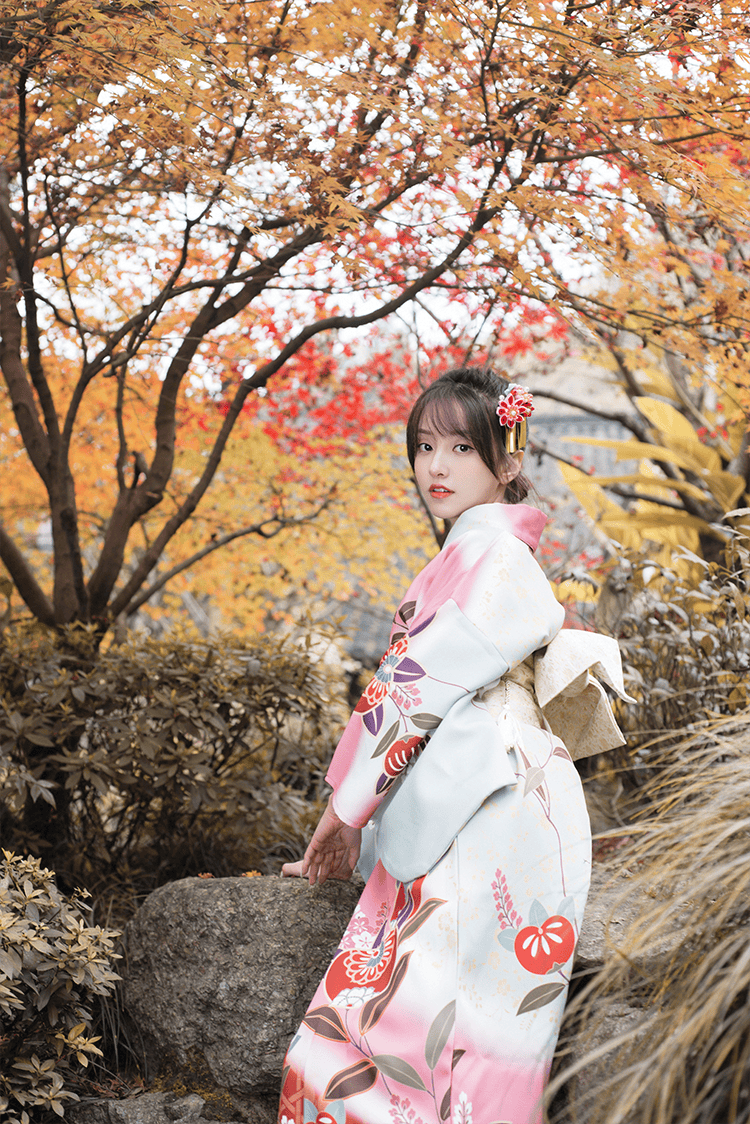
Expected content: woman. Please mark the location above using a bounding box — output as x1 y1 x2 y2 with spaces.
279 367 630 1124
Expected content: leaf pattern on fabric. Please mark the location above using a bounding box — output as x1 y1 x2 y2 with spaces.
425 1001 456 1071
516 981 566 1015
324 1059 378 1101
372 720 401 759
301 1006 349 1042
358 953 412 1035
372 1054 428 1092
399 898 445 941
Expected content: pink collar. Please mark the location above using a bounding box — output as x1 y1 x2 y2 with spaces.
443 502 548 552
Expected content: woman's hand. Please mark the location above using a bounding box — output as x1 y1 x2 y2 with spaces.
281 797 361 886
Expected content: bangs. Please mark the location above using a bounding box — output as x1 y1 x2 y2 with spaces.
417 398 471 440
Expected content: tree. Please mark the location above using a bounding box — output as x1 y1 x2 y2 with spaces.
1 0 749 641
520 127 750 570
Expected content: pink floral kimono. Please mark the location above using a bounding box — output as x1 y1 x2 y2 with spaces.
279 503 629 1124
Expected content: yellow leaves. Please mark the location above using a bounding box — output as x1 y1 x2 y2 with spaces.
634 398 722 474
568 436 703 474
558 464 645 552
559 458 710 580
554 577 598 606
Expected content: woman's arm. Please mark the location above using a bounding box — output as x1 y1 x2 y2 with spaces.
327 534 564 831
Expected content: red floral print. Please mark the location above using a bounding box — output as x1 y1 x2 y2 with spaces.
325 927 398 1000
383 735 424 777
514 915 575 975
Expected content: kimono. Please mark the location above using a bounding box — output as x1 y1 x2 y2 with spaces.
279 503 630 1124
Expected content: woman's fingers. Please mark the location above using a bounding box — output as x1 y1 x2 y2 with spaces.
282 798 361 885
280 860 305 878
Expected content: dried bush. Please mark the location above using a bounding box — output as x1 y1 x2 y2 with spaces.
602 546 750 782
0 625 350 906
550 713 750 1124
0 851 120 1124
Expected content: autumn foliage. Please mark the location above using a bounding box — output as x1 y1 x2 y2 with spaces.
0 1 749 640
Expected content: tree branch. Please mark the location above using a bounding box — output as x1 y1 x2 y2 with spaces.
525 387 649 440
104 170 506 620
120 494 339 618
0 522 55 626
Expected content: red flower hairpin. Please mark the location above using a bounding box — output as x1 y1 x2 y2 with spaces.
496 383 534 428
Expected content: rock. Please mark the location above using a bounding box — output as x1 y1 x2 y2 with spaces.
576 862 687 977
72 1092 246 1124
552 998 650 1124
120 875 362 1120
574 863 641 975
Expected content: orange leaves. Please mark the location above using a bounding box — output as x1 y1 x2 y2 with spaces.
1 0 749 635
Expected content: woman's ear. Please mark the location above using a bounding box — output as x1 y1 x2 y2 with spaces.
499 450 524 484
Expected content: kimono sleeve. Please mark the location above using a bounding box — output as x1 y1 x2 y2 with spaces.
327 531 564 830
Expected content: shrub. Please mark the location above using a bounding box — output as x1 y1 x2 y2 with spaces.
0 624 350 906
601 547 750 784
0 851 120 1124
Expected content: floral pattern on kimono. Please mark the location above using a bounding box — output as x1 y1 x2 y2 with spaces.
279 503 596 1124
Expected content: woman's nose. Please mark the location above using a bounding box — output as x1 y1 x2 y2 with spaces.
429 450 446 475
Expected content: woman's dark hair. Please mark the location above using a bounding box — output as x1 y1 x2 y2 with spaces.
406 366 531 504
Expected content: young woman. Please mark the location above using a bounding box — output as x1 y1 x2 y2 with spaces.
279 367 630 1124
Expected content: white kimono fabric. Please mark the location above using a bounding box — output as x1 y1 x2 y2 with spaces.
279 503 628 1124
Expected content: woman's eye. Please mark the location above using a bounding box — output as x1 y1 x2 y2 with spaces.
455 443 472 453
418 441 433 452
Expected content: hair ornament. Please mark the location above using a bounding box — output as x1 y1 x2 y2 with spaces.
496 383 533 452
496 383 534 427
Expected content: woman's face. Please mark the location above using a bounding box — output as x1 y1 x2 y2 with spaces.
414 419 511 522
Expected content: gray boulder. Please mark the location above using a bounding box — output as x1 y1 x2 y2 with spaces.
72 1092 245 1124
120 875 362 1121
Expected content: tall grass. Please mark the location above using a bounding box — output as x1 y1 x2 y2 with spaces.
552 713 750 1124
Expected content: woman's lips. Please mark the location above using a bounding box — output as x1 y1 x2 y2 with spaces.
429 486 453 496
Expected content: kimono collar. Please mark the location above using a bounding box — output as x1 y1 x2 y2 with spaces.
443 503 548 553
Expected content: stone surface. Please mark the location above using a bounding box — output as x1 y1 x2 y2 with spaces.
72 1092 249 1124
120 875 362 1119
574 863 640 974
555 865 652 1124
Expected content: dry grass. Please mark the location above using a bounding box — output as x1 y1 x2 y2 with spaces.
551 712 750 1124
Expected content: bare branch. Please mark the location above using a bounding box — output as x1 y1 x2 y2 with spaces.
121 493 339 618
526 387 649 440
